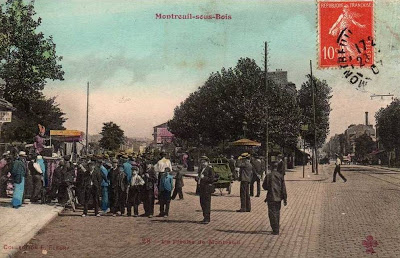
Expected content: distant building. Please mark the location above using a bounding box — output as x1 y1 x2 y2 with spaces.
268 69 288 85
267 69 296 94
344 112 376 153
153 122 174 145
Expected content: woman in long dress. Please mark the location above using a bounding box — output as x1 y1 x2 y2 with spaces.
11 152 27 208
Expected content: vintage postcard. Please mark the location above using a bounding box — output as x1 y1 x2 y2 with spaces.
0 0 399 257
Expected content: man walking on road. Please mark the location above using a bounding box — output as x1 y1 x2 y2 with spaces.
237 153 253 212
333 154 347 183
263 158 287 235
198 156 215 224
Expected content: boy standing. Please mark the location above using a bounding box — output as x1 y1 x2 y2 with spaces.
171 166 184 200
158 167 174 218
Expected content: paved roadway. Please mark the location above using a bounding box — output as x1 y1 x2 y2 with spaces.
14 164 400 258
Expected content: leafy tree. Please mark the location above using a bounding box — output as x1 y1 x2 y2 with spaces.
375 99 400 165
99 122 125 151
2 96 65 141
0 0 65 142
298 75 332 173
168 58 301 154
354 133 375 162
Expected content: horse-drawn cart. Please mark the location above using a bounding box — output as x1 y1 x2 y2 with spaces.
210 158 233 195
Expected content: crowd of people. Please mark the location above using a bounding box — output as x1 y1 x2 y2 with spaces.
0 149 288 234
0 150 186 218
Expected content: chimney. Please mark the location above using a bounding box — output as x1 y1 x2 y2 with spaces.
365 112 369 125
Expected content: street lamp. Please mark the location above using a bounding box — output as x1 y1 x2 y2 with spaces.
300 124 309 178
242 121 248 138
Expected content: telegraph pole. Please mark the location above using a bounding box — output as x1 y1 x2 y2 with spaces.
265 42 269 174
86 82 89 154
310 60 318 175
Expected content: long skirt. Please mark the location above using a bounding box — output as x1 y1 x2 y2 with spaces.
101 186 109 212
12 177 25 208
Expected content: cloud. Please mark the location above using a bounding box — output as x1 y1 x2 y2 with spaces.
63 53 165 88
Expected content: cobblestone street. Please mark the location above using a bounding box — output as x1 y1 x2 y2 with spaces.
14 164 400 258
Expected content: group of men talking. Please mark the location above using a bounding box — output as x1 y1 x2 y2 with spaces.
197 153 288 235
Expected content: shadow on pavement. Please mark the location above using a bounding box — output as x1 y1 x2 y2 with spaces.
0 201 11 207
185 192 198 196
215 229 271 235
195 209 236 213
151 219 201 224
59 213 85 217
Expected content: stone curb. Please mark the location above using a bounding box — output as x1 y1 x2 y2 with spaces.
2 205 64 258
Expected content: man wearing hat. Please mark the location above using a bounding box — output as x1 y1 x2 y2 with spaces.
250 155 262 197
333 154 347 183
100 161 111 214
198 156 215 224
28 155 44 203
0 151 11 198
262 160 287 235
154 152 172 177
237 153 253 212
11 151 27 208
109 159 126 216
122 155 133 183
81 159 103 217
277 154 285 176
58 155 75 204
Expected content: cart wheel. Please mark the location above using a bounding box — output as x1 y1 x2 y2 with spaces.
228 184 232 194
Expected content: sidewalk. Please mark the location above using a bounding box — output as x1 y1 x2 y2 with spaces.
0 199 63 258
284 164 329 181
365 164 400 173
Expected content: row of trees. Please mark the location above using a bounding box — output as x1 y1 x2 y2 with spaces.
375 99 400 166
0 0 66 142
323 99 400 166
168 58 332 162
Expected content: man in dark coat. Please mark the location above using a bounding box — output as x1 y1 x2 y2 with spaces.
142 164 157 217
28 156 43 203
250 155 262 197
198 156 215 224
49 160 63 202
171 166 184 200
0 154 12 198
277 154 285 176
228 155 237 180
109 159 126 216
58 155 75 204
262 155 288 235
237 153 253 212
81 160 103 217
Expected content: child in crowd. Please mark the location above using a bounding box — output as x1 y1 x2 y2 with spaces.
158 167 174 217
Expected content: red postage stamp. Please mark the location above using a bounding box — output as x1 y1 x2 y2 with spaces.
318 1 374 68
